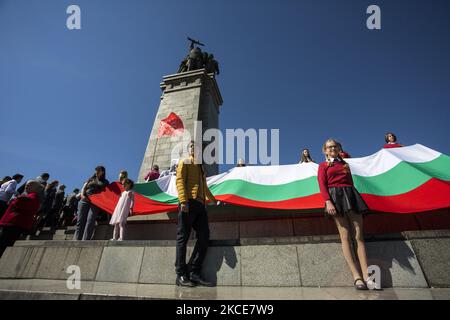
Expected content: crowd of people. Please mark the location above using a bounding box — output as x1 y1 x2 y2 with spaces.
0 172 81 255
0 173 82 233
0 132 404 289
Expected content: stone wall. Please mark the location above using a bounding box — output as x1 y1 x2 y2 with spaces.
138 69 222 181
1 230 449 288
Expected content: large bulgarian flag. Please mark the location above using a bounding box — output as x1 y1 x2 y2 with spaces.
89 144 450 215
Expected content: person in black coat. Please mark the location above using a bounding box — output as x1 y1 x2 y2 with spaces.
47 185 66 230
59 188 80 228
35 180 58 232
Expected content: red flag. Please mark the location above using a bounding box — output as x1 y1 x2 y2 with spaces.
157 112 184 138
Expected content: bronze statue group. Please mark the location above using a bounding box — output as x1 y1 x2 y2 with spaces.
177 37 220 75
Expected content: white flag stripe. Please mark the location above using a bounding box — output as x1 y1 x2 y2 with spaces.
151 144 441 197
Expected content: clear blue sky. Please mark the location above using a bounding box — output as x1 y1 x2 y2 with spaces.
1 0 449 192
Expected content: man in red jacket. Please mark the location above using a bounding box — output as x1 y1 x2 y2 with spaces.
0 180 43 257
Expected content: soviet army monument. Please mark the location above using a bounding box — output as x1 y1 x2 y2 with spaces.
138 37 222 181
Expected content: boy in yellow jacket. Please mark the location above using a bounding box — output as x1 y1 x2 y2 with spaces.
175 141 218 287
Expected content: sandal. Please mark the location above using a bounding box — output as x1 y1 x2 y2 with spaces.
354 278 368 290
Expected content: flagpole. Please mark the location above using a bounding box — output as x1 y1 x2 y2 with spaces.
150 136 159 169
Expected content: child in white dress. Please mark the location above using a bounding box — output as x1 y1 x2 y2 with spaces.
110 179 134 241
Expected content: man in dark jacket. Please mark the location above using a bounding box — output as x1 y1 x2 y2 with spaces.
35 180 58 233
59 188 79 228
48 185 65 230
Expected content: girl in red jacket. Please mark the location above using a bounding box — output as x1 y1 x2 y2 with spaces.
317 139 371 290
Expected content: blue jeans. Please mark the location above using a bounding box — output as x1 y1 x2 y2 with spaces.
74 200 100 240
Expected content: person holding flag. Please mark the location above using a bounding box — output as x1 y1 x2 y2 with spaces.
383 132 404 149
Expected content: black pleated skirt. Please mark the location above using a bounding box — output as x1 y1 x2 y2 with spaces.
325 186 369 218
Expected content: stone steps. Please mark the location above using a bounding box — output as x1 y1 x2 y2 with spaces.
1 281 449 300
24 226 77 241
21 207 450 242
1 230 449 289
0 288 153 300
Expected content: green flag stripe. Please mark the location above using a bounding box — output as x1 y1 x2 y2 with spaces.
134 154 450 203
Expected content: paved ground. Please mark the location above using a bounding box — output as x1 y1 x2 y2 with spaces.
0 279 449 300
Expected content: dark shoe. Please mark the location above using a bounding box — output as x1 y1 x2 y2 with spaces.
190 273 214 287
354 278 368 290
176 275 195 287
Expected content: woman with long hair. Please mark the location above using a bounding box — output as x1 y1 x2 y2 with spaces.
74 166 109 240
317 139 372 290
299 148 315 163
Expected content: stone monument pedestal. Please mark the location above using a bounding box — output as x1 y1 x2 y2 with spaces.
138 69 223 181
